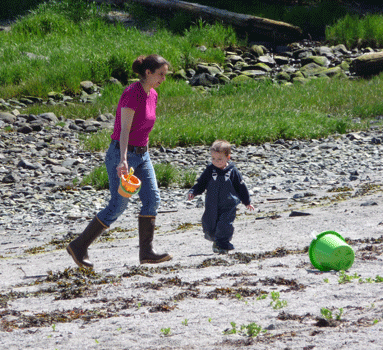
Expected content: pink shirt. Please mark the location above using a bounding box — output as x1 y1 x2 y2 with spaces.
110 82 158 146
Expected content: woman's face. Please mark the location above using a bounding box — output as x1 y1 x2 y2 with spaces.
146 64 168 89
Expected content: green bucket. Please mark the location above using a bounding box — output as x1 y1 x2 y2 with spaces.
309 231 354 271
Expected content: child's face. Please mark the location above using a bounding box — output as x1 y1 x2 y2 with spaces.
211 150 230 169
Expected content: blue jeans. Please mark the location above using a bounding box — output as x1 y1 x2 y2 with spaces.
97 140 160 227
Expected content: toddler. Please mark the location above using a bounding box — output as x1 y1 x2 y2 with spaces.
188 140 254 253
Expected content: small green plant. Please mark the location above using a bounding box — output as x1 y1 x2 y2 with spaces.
321 307 343 321
80 164 109 190
335 308 344 321
373 319 379 325
236 293 244 301
182 319 188 326
269 291 287 309
161 327 171 336
375 275 383 282
272 299 288 309
270 291 280 302
338 270 359 284
72 177 80 186
208 318 212 323
181 169 197 188
240 323 266 338
3 125 13 132
361 277 374 283
154 163 178 188
257 293 268 300
320 308 333 320
52 324 56 332
223 322 237 335
224 322 266 338
323 278 329 283
137 302 141 309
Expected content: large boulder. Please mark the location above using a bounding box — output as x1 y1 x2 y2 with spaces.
350 51 383 76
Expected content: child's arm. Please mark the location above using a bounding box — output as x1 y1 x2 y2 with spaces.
246 204 255 211
187 165 211 200
232 167 254 210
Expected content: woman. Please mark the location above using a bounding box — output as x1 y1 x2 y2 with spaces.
67 54 172 267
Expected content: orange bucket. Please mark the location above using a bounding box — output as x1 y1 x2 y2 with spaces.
118 168 141 198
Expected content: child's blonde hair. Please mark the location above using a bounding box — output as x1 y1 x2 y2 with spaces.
210 140 231 157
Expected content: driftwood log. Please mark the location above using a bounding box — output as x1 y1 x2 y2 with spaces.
350 51 383 76
100 0 302 42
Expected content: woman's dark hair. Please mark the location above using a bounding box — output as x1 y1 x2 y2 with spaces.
132 54 170 78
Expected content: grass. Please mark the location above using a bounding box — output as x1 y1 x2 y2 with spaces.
78 157 196 190
2 1 383 149
152 75 383 147
0 1 232 100
80 164 109 190
326 13 383 48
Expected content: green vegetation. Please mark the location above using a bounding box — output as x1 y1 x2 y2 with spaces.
2 0 383 151
320 307 344 321
79 129 114 152
160 327 171 336
78 158 196 190
153 163 179 188
326 13 383 48
338 270 383 284
269 291 288 309
80 164 109 190
223 321 266 337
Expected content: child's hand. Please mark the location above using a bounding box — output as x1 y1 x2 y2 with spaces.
246 204 255 211
188 193 195 200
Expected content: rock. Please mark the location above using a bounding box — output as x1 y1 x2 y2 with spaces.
350 51 383 76
301 56 330 67
231 75 253 84
289 211 312 217
0 112 16 124
80 81 95 93
360 201 378 207
39 112 58 123
250 45 264 57
174 69 188 80
2 171 19 183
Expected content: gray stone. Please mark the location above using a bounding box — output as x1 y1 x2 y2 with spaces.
0 112 16 124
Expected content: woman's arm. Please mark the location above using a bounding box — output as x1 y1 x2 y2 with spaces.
117 107 135 178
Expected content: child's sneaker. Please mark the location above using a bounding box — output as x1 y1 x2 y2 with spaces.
212 242 227 254
213 242 234 254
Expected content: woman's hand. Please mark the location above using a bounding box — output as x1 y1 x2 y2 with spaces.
117 160 129 178
188 193 195 200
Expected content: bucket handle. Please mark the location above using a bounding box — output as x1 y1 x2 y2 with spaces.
121 167 134 183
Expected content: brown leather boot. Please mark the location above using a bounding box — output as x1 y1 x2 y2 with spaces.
66 216 108 268
139 215 172 264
